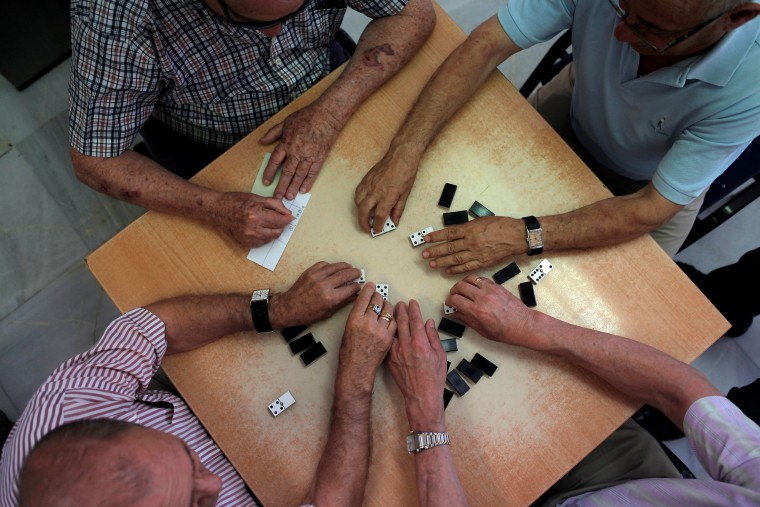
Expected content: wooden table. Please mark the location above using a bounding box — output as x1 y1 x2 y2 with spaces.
86 4 729 506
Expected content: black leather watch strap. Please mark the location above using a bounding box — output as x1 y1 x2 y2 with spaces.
250 289 274 333
521 215 544 256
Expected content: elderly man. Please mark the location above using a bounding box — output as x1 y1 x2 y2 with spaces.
355 0 760 266
0 262 397 506
69 0 435 248
443 274 760 505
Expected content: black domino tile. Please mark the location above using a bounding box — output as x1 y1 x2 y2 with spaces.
468 200 495 218
519 281 537 307
300 342 327 366
440 338 458 352
446 370 470 396
470 353 498 377
456 359 483 384
438 183 457 208
281 325 308 343
443 210 469 226
438 317 466 338
289 332 316 354
492 262 521 284
443 388 455 409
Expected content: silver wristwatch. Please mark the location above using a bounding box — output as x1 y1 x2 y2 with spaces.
406 431 450 453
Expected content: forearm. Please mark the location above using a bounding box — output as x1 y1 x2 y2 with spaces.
406 406 468 507
314 0 435 128
523 311 720 426
414 446 469 507
145 294 253 354
541 192 679 251
71 147 226 224
389 16 520 160
308 365 375 507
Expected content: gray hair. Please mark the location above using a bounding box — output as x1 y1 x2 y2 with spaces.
19 419 154 506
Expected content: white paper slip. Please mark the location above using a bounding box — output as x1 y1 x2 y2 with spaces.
247 153 311 271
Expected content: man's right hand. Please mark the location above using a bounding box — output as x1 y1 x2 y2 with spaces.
209 192 294 248
354 147 420 233
270 262 362 329
447 274 550 351
388 300 447 431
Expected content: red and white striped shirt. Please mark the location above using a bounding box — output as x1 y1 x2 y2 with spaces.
0 308 257 506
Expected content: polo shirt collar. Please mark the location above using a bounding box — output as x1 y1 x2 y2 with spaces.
688 16 760 86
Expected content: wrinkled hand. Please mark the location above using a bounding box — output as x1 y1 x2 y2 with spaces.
211 192 294 248
339 282 397 376
259 103 343 200
270 262 362 329
354 148 420 233
388 300 447 430
422 216 525 274
447 274 543 349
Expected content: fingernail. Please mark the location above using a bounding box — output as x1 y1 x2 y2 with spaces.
422 251 429 258
429 261 437 268
263 179 270 185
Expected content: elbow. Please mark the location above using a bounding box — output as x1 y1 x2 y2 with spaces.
69 147 113 196
418 1 437 38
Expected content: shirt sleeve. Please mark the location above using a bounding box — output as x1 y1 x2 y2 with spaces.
346 0 409 19
558 396 760 506
653 109 759 204
44 308 168 404
69 0 162 158
685 396 760 490
497 0 576 49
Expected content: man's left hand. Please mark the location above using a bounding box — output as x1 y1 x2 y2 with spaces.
269 261 361 329
259 102 343 201
422 216 524 274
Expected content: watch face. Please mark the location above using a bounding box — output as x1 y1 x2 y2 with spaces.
527 229 543 247
251 289 269 302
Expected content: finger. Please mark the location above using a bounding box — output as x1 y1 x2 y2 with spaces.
274 155 300 200
394 301 411 342
389 193 409 226
424 226 463 245
423 242 469 268
373 199 395 235
259 122 284 145
262 143 286 185
259 196 292 215
378 300 394 328
256 208 294 229
349 283 376 319
299 161 323 194
366 290 385 316
285 159 311 201
424 319 443 351
357 197 377 233
407 300 427 342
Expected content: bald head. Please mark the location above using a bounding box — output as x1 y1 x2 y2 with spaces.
19 419 155 507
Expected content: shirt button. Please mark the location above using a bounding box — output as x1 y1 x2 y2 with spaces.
273 57 282 66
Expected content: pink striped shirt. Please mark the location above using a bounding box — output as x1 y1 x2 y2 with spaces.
560 396 760 506
0 308 257 506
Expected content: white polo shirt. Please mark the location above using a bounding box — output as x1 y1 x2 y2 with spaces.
499 0 760 204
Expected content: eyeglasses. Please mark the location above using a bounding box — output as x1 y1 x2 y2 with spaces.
214 0 311 29
607 0 726 53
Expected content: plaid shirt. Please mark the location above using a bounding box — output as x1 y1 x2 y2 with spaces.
69 0 408 157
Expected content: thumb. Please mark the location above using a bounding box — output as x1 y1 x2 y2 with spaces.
260 122 284 145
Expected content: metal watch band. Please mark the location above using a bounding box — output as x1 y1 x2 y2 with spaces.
250 289 274 333
406 431 450 453
521 215 544 256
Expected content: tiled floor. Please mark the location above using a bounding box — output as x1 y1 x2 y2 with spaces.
1 0 758 484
